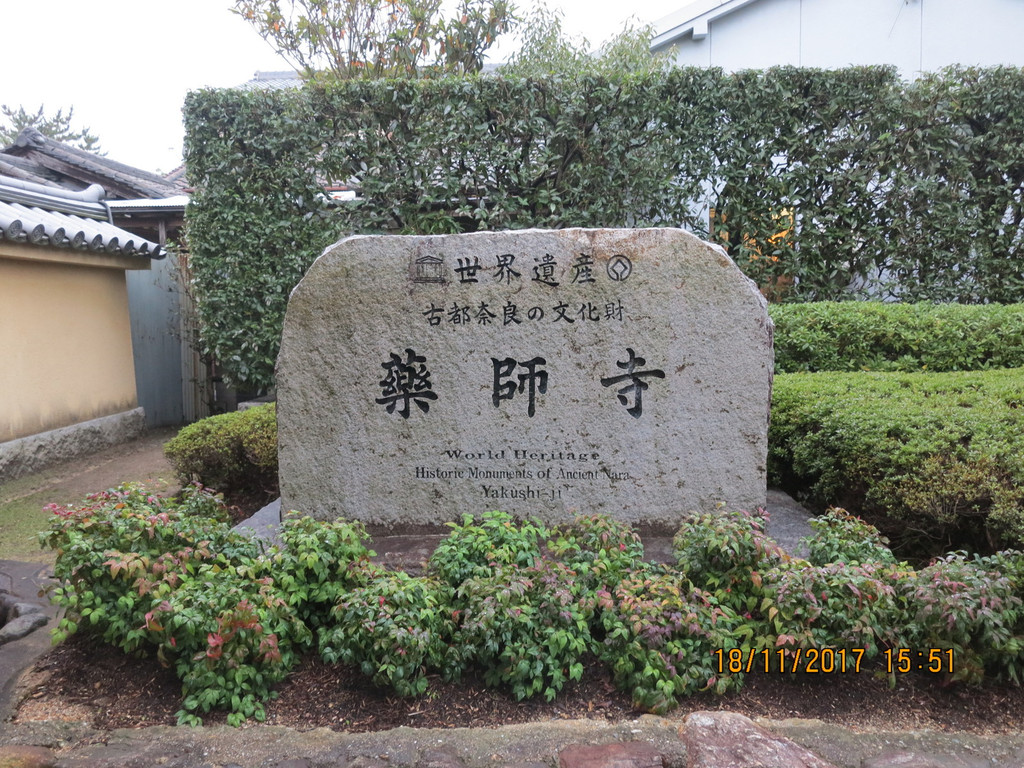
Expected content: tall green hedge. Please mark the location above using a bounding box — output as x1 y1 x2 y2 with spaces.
184 66 1024 390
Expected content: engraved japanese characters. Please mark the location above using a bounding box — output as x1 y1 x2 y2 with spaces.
277 228 773 527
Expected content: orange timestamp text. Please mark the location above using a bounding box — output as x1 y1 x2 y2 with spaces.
712 647 955 675
713 647 866 674
883 648 955 675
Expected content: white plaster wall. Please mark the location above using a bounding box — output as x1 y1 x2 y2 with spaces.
666 31 713 67
800 0 921 74
658 0 1024 76
922 0 1024 71
709 0 801 70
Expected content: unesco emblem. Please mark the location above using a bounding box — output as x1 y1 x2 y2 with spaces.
607 255 632 282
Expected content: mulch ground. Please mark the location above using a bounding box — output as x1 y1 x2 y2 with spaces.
14 632 1024 735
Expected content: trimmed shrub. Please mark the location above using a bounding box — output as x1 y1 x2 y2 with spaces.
769 369 1024 553
770 302 1024 374
672 508 783 614
799 508 897 567
596 574 744 713
185 67 1024 390
164 403 278 501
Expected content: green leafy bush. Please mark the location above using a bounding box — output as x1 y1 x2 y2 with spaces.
41 493 1024 723
977 550 1024 603
40 484 301 726
596 573 743 713
547 514 645 591
149 568 310 726
164 404 278 500
895 553 1024 684
770 302 1024 374
672 508 782 614
275 511 375 627
761 560 904 662
319 571 460 697
42 484 249 649
769 369 1024 553
429 510 546 588
800 508 897 567
457 560 592 702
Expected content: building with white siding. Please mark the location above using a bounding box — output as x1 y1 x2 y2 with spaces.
652 0 1024 77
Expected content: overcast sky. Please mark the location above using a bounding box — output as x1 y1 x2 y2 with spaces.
1 0 684 176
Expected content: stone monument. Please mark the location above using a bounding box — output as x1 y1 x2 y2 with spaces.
277 228 773 529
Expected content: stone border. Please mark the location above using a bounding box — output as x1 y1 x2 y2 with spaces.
0 407 146 482
4 712 1024 767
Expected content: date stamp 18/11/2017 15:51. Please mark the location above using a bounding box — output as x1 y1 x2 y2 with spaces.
712 647 956 675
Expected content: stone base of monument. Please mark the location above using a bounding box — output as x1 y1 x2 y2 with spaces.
236 490 813 572
366 526 685 575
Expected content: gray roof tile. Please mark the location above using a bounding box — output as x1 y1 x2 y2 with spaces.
239 70 303 90
2 128 185 199
0 175 165 259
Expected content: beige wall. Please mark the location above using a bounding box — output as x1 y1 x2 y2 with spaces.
0 244 143 443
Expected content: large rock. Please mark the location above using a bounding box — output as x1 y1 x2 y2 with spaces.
0 744 57 768
681 712 839 768
277 228 773 528
0 592 48 647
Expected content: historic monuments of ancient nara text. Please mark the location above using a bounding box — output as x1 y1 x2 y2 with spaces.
277 228 773 528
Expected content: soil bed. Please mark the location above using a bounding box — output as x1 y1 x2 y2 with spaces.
12 435 1024 737
14 633 1024 735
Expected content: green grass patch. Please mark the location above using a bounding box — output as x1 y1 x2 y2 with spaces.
0 430 178 562
0 491 57 562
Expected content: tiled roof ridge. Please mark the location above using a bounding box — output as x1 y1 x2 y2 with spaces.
6 128 184 198
238 69 303 91
163 164 187 186
254 70 301 80
0 155 54 186
0 172 165 259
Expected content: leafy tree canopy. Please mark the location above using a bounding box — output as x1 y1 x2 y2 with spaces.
0 104 102 153
497 4 669 78
233 0 516 79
